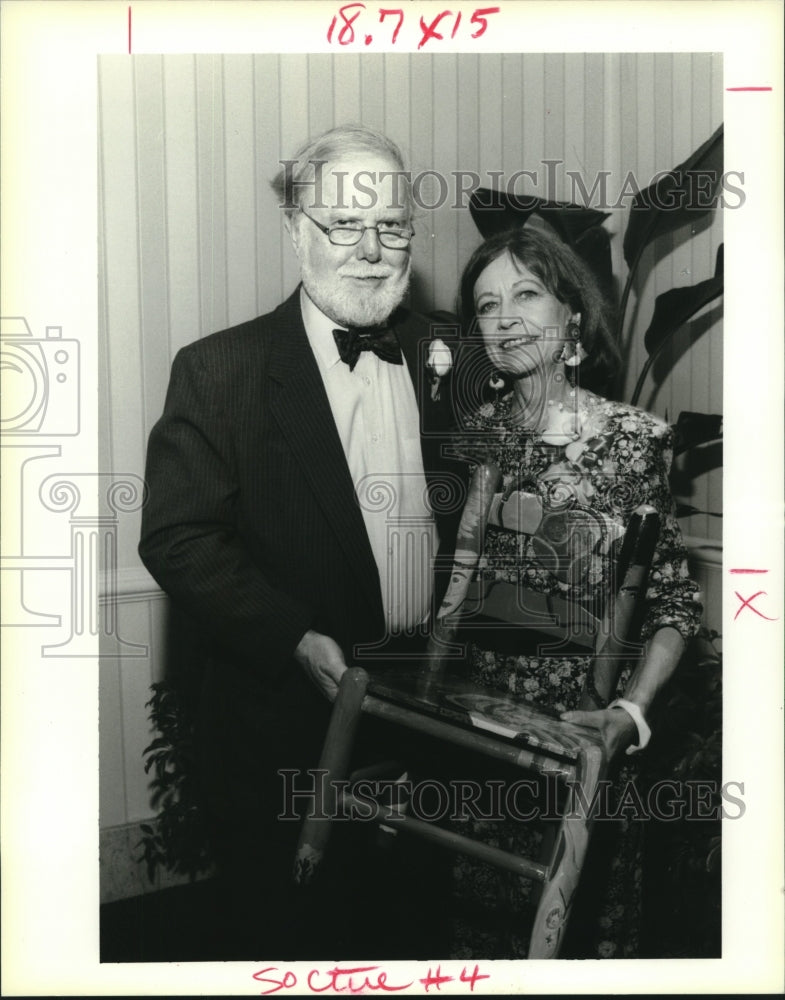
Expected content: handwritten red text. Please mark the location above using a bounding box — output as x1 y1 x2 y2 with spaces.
326 4 500 48
253 963 490 995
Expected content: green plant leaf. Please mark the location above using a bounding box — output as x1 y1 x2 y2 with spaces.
140 680 216 883
469 187 610 241
672 410 724 456
629 244 723 407
643 244 724 357
142 736 170 754
643 243 724 355
622 125 723 269
468 187 614 292
673 503 723 519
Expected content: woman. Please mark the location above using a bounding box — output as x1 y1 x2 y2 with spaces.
447 227 702 958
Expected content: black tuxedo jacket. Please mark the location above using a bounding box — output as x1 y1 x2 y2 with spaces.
139 288 462 791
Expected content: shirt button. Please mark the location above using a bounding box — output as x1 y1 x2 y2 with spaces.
363 376 371 386
372 433 379 442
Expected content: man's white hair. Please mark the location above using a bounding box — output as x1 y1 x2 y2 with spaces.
271 122 412 219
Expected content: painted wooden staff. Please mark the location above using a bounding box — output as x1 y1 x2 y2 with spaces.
578 504 660 710
420 462 502 682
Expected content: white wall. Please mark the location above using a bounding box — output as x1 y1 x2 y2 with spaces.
98 53 724 885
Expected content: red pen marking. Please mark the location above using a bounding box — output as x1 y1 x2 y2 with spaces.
254 963 489 995
418 10 452 49
726 86 772 91
327 3 365 45
459 965 490 990
734 591 778 621
379 9 404 44
307 965 414 993
128 6 132 54
419 965 454 991
730 568 768 574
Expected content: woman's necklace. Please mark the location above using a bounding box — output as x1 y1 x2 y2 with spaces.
508 374 588 445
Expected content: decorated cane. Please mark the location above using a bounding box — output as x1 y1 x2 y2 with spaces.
578 505 660 710
421 462 501 681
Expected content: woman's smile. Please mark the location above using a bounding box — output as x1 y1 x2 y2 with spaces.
473 251 578 378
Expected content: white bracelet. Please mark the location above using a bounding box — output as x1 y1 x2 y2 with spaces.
608 698 651 754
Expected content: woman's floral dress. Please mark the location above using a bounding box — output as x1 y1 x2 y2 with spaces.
446 388 703 959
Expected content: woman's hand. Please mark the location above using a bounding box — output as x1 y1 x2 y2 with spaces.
560 705 639 762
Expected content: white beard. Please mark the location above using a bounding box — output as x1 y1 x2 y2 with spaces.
300 257 411 328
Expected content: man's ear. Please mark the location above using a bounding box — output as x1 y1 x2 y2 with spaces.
571 311 582 331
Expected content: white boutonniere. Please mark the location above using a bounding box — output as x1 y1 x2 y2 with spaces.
426 338 453 401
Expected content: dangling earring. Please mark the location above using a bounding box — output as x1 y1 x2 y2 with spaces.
563 341 587 367
489 371 505 403
562 322 587 367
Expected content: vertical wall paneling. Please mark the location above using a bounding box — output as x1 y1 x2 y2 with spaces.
477 54 504 196
278 55 311 299
97 74 113 485
224 56 258 328
618 54 644 394
359 53 386 128
118 602 156 822
254 55 285 313
408 54 436 309
382 54 412 159
332 53 362 127
602 53 623 306
562 54 586 182
500 53 524 196
431 56 459 318
583 55 605 204
706 55 723 543
98 54 725 871
521 54 545 190
99 58 145 572
195 55 228 337
543 54 565 172
136 56 172 455
148 593 171 686
667 53 695 444
99 659 126 829
454 55 481 288
163 56 201 360
307 54 336 138
693 53 723 544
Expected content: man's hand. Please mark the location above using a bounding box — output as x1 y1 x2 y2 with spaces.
294 629 348 701
560 706 638 762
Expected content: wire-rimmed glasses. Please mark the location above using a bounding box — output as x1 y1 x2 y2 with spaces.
299 207 414 249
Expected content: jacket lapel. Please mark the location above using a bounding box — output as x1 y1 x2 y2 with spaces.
266 291 383 613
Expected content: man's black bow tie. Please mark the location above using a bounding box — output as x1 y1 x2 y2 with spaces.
333 325 404 372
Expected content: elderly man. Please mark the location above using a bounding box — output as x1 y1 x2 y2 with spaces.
139 124 455 958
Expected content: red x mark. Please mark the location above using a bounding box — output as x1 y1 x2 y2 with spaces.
734 591 778 621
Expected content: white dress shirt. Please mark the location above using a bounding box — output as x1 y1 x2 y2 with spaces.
301 288 437 634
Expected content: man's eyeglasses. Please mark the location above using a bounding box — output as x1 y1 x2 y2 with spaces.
299 208 414 250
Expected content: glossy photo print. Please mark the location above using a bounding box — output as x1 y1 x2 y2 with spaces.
2 2 783 996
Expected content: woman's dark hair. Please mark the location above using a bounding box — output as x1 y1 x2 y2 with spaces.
458 226 620 389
